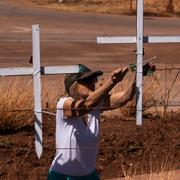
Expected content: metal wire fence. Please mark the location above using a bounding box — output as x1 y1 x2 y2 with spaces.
0 145 179 152
0 66 179 153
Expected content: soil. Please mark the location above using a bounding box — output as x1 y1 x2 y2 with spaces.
0 0 180 179
0 112 179 179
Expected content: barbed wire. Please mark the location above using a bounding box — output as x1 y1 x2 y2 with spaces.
156 67 180 71
0 145 179 151
0 65 179 74
1 67 179 113
100 67 180 73
0 103 180 116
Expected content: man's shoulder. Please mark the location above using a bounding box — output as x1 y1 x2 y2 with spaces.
57 96 73 109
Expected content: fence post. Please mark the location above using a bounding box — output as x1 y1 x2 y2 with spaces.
32 24 43 158
136 0 144 125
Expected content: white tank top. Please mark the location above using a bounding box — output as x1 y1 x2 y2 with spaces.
50 97 101 176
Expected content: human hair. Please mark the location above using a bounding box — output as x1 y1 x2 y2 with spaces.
67 81 80 100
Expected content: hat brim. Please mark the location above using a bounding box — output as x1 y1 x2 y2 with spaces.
77 71 103 81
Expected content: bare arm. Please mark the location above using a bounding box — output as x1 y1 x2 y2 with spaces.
101 61 155 111
102 75 136 111
63 78 116 117
63 67 129 117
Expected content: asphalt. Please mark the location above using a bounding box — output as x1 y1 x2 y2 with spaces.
0 0 180 68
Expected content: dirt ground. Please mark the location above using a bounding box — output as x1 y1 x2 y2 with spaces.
0 112 180 179
0 0 180 179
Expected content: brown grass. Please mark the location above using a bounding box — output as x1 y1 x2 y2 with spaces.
0 76 65 133
24 0 180 16
122 149 176 180
0 66 179 133
0 77 33 133
102 67 179 120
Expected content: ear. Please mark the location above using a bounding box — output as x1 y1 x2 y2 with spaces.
69 81 78 98
74 81 79 90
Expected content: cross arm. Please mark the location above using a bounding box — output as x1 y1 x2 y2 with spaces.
0 65 80 77
97 36 136 44
42 65 79 75
0 67 33 76
144 36 180 43
97 36 180 44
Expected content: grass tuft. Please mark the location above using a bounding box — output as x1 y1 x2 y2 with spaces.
0 78 33 134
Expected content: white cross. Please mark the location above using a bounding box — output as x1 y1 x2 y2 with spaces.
0 25 80 158
97 0 180 126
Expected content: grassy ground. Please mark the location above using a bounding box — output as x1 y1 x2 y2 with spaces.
23 0 180 16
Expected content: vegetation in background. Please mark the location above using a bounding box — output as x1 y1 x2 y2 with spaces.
0 76 65 134
26 0 180 16
0 71 179 179
0 68 179 133
0 78 33 134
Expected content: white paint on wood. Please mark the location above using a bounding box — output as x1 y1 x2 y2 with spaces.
44 65 79 75
96 0 180 126
32 24 43 159
0 67 33 76
136 0 144 125
97 36 136 44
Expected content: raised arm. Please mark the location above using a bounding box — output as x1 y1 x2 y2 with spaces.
103 75 136 111
101 61 155 111
63 67 129 117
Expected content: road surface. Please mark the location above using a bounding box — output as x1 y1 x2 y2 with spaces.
0 0 180 68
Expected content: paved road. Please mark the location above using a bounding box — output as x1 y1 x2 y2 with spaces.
0 0 180 68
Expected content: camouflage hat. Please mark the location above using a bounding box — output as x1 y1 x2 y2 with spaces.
64 64 103 93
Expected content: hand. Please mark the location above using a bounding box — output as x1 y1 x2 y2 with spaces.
129 62 156 76
111 67 129 83
143 62 156 76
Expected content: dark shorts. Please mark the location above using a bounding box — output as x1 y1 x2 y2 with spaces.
48 169 100 180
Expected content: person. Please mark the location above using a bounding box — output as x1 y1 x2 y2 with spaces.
48 63 154 180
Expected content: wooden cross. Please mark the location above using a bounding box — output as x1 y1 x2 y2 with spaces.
97 0 180 125
0 25 80 158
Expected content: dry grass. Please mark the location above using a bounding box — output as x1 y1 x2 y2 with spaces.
100 64 180 120
0 66 179 133
0 77 33 133
122 148 176 180
0 76 64 133
123 169 176 180
25 0 180 16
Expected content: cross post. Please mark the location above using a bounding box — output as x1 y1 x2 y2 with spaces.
0 25 80 158
32 24 43 159
97 0 180 125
